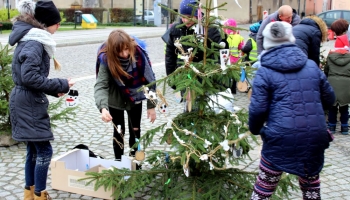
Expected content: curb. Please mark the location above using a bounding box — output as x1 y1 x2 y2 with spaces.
56 33 165 47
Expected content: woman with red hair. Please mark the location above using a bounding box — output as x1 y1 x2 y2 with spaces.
330 19 349 50
324 19 350 135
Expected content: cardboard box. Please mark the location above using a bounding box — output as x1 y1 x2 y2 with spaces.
50 149 134 200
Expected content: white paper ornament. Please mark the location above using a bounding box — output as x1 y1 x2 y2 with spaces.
65 90 79 107
232 144 243 158
158 103 168 113
183 165 190 177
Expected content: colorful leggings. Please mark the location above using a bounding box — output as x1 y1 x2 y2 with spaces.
251 158 321 200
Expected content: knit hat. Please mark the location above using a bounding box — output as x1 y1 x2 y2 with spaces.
249 21 262 33
262 21 295 50
34 1 61 27
224 18 237 34
179 0 198 17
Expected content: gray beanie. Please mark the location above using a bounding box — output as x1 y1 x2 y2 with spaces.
262 21 296 50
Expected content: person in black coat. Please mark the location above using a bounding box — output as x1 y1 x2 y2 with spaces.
292 15 328 67
9 1 74 199
162 0 222 77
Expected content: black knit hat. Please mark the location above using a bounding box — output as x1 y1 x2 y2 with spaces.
34 1 61 27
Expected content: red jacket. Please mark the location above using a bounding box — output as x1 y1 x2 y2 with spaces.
335 34 349 49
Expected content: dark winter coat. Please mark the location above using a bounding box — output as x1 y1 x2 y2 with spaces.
249 44 335 177
9 16 69 142
292 17 328 66
324 51 350 106
256 9 301 54
162 20 222 76
241 33 257 62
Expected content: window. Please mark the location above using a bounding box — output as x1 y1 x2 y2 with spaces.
343 11 350 21
325 11 341 19
318 13 324 18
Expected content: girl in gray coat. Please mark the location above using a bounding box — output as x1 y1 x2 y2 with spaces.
9 1 74 199
94 30 157 165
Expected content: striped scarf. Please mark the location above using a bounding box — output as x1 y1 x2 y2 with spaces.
96 44 155 102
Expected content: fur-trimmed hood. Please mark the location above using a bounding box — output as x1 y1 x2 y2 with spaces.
9 15 45 46
303 15 328 42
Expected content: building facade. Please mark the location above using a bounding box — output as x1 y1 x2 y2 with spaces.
50 0 306 24
2 0 349 24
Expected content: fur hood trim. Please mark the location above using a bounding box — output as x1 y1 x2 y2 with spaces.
12 15 45 29
305 15 328 42
17 0 36 16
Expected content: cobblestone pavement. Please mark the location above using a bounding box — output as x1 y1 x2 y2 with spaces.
1 26 350 200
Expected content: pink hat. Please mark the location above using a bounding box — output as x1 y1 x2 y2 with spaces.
224 19 237 35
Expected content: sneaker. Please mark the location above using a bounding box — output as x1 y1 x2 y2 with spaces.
341 126 349 135
328 126 336 134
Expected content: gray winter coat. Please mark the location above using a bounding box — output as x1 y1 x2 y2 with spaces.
256 9 301 54
9 16 69 142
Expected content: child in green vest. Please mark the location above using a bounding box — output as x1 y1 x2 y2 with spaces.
242 21 262 62
223 18 244 63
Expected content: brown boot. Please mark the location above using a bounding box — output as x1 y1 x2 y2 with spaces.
23 185 35 200
34 190 52 200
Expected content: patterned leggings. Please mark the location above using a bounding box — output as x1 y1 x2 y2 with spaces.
250 158 321 200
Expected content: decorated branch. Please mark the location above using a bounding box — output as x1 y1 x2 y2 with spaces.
82 1 298 199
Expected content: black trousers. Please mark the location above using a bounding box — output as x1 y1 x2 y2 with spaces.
109 103 142 160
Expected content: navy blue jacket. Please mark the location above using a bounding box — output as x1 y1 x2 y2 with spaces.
9 16 69 142
249 44 335 177
293 18 324 66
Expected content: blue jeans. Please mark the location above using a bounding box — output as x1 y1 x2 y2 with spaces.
25 141 53 193
328 104 349 127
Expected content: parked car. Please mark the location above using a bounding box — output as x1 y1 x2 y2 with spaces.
135 10 154 24
317 10 350 28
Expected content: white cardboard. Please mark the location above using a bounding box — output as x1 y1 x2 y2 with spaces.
50 149 134 199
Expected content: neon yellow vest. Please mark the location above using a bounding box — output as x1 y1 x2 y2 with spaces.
227 34 244 57
249 38 258 61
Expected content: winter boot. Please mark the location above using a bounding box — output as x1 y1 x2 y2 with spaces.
24 185 35 200
328 125 336 134
341 126 349 135
34 190 51 200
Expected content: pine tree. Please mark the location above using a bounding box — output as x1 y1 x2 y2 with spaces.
83 1 298 199
0 43 14 136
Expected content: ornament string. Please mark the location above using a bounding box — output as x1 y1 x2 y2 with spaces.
111 121 125 149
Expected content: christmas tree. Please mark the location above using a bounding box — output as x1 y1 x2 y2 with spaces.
84 1 297 199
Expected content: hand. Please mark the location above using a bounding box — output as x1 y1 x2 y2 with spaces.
101 108 113 123
68 78 75 88
57 93 65 97
147 108 156 123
